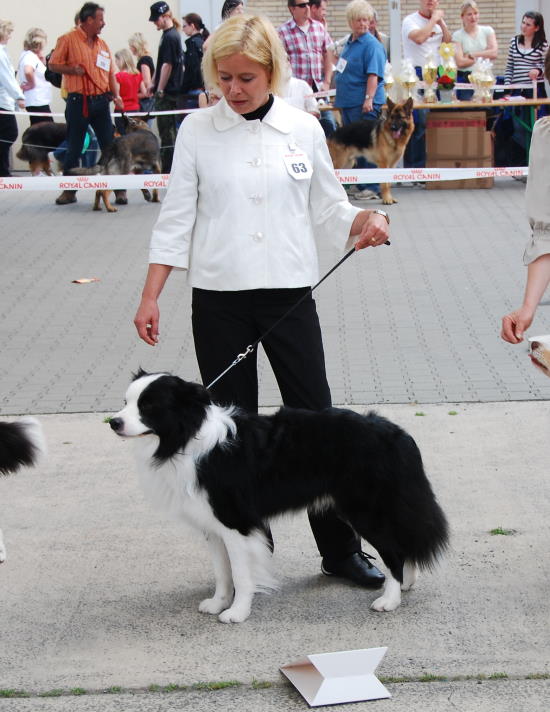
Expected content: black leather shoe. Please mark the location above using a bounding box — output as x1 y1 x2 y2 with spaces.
114 190 128 205
321 551 385 589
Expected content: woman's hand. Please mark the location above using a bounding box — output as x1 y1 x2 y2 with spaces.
528 68 540 81
134 297 160 345
501 306 534 344
351 210 390 250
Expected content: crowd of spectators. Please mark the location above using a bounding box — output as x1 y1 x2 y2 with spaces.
0 1 549 181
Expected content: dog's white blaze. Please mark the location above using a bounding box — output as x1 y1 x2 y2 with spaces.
114 373 166 436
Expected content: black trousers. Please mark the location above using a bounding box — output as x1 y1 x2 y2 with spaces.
0 110 18 177
191 287 360 561
26 105 53 125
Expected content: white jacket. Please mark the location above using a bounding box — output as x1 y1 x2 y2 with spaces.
0 45 24 111
149 96 361 290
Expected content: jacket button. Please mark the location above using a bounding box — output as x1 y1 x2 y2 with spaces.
251 157 262 167
250 194 263 204
252 232 263 241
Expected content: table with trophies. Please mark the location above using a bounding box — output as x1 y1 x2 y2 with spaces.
390 46 550 167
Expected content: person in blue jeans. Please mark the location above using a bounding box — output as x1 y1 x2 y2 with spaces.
334 0 386 199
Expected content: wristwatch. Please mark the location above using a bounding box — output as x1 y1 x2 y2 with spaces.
157 89 164 97
364 94 371 100
372 208 390 224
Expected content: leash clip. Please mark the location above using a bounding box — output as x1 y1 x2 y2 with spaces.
235 344 255 363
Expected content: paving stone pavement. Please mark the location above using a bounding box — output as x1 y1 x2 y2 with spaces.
1 178 550 415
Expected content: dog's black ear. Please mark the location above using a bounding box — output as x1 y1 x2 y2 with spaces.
132 367 149 381
140 376 212 465
403 97 414 115
386 97 395 111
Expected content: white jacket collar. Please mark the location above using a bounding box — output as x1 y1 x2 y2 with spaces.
212 96 293 134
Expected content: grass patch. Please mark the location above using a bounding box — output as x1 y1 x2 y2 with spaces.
70 688 87 696
489 527 516 536
415 412 426 416
192 681 242 691
251 679 272 689
104 686 123 694
103 416 112 423
526 673 550 680
418 674 448 683
448 410 458 415
488 672 508 680
0 690 30 698
39 689 64 697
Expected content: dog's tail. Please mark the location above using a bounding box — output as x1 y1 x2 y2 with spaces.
0 418 47 476
392 432 449 571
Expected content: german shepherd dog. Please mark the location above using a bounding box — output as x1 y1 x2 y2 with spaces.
69 116 161 212
328 98 414 205
16 122 67 175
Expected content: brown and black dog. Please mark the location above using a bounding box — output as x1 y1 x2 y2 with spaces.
328 98 414 205
69 116 161 212
16 121 67 175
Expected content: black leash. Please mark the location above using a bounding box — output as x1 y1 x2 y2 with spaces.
206 242 389 390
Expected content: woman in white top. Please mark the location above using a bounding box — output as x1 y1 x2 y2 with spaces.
134 14 390 590
453 1 497 74
18 27 52 124
0 19 25 176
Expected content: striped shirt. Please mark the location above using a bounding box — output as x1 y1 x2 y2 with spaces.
504 36 548 86
49 26 115 95
277 19 332 89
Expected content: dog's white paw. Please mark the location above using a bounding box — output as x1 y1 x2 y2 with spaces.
371 594 401 612
199 596 233 615
218 605 250 624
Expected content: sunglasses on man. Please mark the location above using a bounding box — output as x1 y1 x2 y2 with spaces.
293 2 310 7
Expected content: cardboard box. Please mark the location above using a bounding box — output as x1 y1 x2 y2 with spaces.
426 110 493 189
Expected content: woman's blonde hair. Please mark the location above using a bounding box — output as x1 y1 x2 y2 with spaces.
128 31 150 57
23 27 47 52
345 0 375 27
0 19 14 43
202 14 289 96
460 1 479 16
115 48 138 74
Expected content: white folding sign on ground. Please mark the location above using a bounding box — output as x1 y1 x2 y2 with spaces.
280 647 390 707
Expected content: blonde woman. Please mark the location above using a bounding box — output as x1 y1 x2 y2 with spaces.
134 14 390 591
114 48 146 133
18 27 52 124
0 19 25 176
453 2 497 73
128 31 155 120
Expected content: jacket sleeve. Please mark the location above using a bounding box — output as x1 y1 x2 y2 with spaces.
307 118 362 250
0 50 24 101
149 117 198 269
523 117 550 264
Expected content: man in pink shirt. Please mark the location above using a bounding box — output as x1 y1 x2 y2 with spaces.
278 0 334 92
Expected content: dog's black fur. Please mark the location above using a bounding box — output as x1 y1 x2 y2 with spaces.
0 421 41 475
16 122 67 175
0 418 45 563
129 371 449 579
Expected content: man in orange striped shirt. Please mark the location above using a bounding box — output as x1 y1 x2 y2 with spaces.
49 2 124 205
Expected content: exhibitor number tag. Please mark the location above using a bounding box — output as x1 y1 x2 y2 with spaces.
283 151 313 181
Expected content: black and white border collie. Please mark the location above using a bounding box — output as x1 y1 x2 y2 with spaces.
110 370 449 623
0 417 46 563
